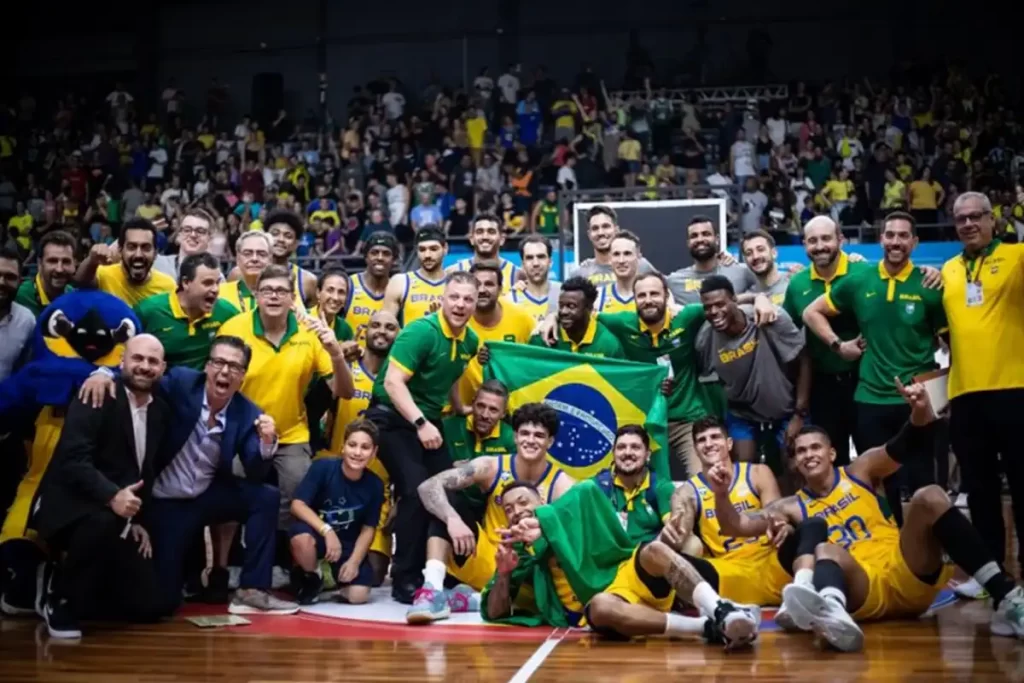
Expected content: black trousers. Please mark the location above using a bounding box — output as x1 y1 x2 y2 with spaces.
50 509 171 622
367 404 452 590
809 369 861 466
856 401 935 526
950 389 1024 569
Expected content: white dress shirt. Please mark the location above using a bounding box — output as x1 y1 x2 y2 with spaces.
126 390 153 471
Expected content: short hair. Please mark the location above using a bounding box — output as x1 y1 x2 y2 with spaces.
634 271 669 293
236 230 274 253
38 230 77 259
119 217 158 246
688 214 714 227
691 415 727 444
257 264 294 290
793 424 832 446
264 209 305 239
476 379 509 403
561 275 599 308
611 229 642 249
445 270 478 289
470 260 504 287
615 424 651 450
183 207 216 227
416 226 447 246
317 265 349 289
511 402 560 438
586 205 617 225
209 335 253 369
519 234 552 258
344 418 379 447
952 191 992 214
0 245 21 268
699 274 735 297
883 210 917 234
178 252 221 287
471 213 502 231
501 480 541 500
740 229 776 249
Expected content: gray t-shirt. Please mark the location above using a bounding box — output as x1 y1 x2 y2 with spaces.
0 302 35 382
568 257 655 287
696 305 805 422
750 273 790 306
666 263 756 305
153 253 226 282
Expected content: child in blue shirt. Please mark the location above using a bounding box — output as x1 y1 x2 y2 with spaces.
289 420 385 605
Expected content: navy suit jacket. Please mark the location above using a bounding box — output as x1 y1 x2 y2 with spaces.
160 367 271 481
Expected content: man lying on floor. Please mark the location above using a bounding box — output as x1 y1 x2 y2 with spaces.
480 479 761 650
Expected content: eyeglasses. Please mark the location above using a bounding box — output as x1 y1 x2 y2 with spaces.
207 358 246 375
954 210 990 226
180 227 210 236
257 287 292 299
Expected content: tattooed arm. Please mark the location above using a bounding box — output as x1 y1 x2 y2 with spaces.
661 483 698 553
417 457 498 556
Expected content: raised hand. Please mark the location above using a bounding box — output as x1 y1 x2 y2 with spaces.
110 480 144 518
254 414 277 443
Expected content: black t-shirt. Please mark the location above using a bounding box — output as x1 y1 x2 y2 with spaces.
447 211 470 238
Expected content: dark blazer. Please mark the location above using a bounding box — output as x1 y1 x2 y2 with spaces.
32 383 171 541
160 367 271 481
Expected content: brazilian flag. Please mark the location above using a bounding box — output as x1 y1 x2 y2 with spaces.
484 342 670 481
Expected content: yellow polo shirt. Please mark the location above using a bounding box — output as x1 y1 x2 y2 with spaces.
95 263 175 307
941 240 1024 399
456 301 536 406
218 310 335 444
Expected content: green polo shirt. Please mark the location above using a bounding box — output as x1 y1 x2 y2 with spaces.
527 316 625 358
442 414 517 462
15 275 74 317
826 260 947 404
310 305 354 342
783 252 873 375
135 292 240 370
372 312 480 422
598 304 709 422
597 469 675 546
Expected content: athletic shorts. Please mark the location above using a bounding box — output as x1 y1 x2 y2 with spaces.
706 550 791 606
288 521 375 587
852 545 954 621
446 530 497 591
601 544 675 613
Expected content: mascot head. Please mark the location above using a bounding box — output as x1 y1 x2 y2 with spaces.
35 290 138 368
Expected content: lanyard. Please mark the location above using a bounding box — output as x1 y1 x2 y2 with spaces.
964 254 986 285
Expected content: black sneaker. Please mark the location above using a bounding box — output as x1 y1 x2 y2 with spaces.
708 600 758 651
203 567 230 604
44 596 81 640
35 562 53 618
295 571 323 606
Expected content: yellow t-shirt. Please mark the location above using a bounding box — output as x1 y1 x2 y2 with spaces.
197 133 216 150
456 301 536 406
551 100 578 130
136 204 162 221
8 214 32 235
824 179 854 202
618 139 641 162
95 264 175 307
909 180 941 210
941 242 1024 399
218 311 335 444
466 116 487 149
881 180 906 209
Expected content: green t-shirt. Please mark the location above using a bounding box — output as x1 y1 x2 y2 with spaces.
595 470 675 546
598 304 709 422
15 276 74 317
826 260 947 404
372 312 480 421
783 255 873 375
442 415 517 462
527 317 625 358
135 292 241 370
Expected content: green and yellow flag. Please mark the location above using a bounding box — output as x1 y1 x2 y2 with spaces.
484 342 670 480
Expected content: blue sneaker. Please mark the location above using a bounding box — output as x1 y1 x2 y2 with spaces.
406 584 450 624
446 584 480 613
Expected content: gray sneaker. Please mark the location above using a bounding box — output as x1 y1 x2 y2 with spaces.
228 589 299 616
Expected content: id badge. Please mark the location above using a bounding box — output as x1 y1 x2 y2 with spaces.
618 510 629 531
966 282 984 307
657 354 675 380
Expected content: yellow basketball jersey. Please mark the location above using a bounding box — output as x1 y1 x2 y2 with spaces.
481 454 566 545
796 467 900 566
344 273 386 343
688 462 772 561
595 283 636 314
450 257 520 294
400 271 446 324
508 287 554 323
326 359 389 486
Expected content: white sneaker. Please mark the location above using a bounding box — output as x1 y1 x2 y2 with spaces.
954 493 968 510
774 602 803 632
991 586 1024 638
953 577 989 600
782 583 864 652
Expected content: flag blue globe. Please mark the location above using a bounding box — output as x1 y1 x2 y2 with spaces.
544 383 618 469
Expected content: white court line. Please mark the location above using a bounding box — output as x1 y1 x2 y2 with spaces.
507 628 566 683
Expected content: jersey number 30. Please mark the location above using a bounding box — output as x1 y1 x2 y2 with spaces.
827 515 871 549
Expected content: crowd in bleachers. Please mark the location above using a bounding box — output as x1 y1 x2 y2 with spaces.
0 64 1021 270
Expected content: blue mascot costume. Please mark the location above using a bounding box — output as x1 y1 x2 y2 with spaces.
0 291 138 613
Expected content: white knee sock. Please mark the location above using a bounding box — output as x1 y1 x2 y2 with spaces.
423 560 446 590
794 568 814 587
691 581 722 616
664 612 708 637
820 586 847 608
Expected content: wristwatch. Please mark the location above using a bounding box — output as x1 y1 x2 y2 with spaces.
829 339 842 353
414 416 427 428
